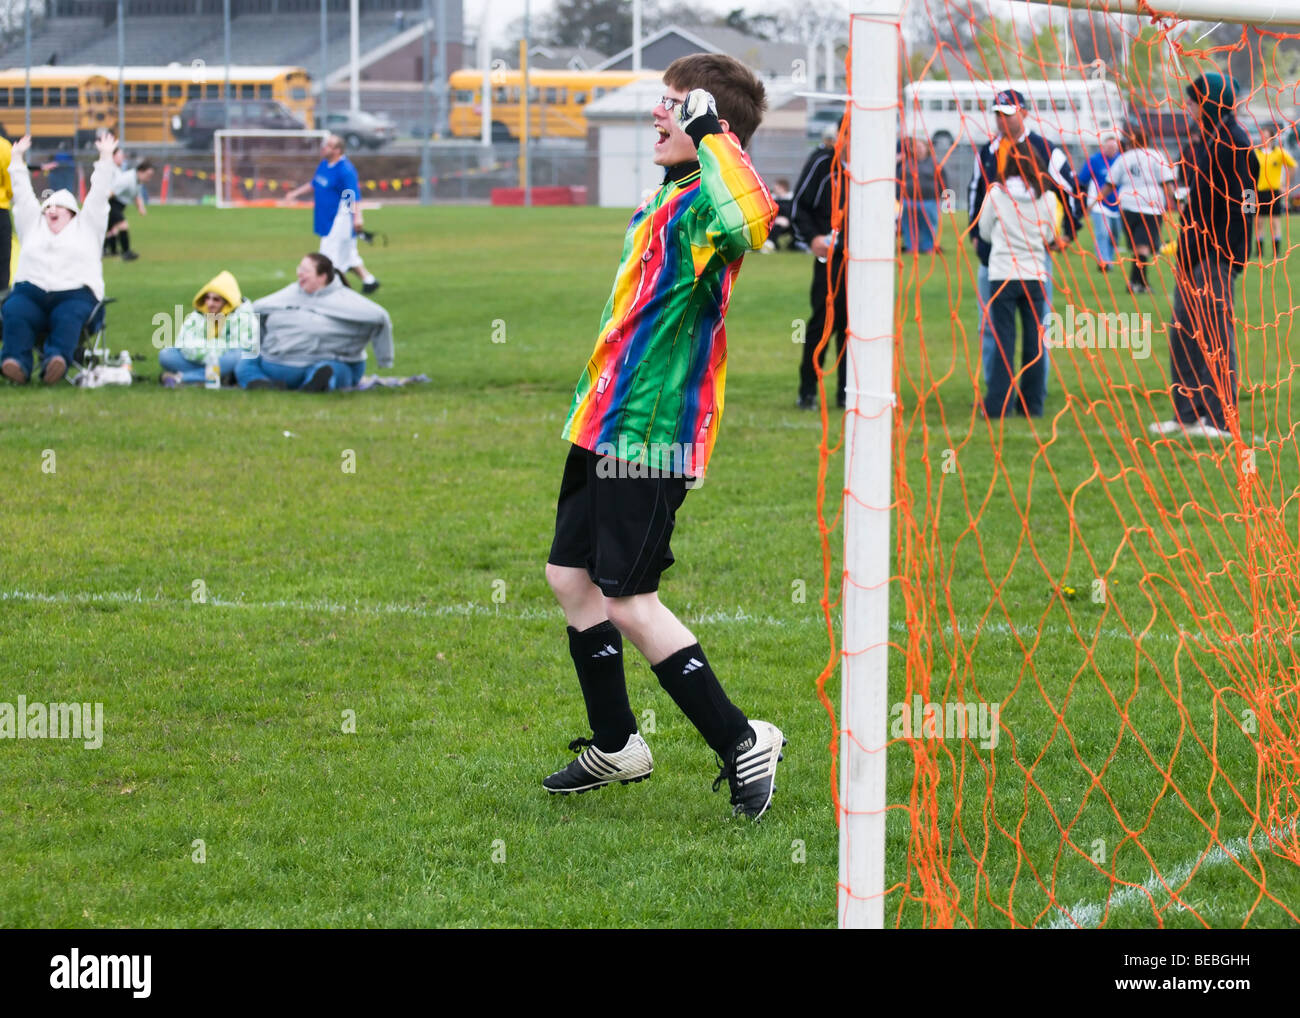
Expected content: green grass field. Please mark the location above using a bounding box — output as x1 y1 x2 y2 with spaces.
0 204 1297 928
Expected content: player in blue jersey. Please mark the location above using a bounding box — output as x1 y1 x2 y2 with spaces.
285 134 380 294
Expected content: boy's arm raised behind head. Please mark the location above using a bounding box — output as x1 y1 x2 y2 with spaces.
696 132 777 264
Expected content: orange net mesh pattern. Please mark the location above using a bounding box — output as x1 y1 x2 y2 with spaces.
819 2 1300 928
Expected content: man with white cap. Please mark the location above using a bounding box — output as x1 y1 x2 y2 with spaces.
1 131 116 385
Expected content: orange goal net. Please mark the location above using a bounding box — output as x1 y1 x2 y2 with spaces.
822 0 1300 928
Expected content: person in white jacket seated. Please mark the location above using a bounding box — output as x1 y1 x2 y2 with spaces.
235 252 394 392
1 131 117 384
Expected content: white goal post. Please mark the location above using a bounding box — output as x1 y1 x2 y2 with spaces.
213 129 329 209
839 0 1300 931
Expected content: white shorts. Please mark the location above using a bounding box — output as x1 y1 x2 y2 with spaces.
320 203 361 272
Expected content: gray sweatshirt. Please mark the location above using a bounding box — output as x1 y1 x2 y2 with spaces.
253 277 394 368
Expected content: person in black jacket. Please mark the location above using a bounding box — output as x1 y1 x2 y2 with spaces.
968 90 1082 414
791 124 847 409
1150 73 1259 439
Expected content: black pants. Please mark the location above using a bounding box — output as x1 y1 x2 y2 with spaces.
1170 257 1237 429
0 208 11 291
799 254 847 403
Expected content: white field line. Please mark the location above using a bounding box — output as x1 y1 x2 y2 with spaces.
1041 818 1300 929
0 588 1222 645
7 587 1293 927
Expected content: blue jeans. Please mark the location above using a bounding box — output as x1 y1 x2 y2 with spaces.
901 198 938 253
984 278 1046 418
1091 210 1122 266
1 282 97 379
235 356 365 391
158 347 244 385
979 261 1052 407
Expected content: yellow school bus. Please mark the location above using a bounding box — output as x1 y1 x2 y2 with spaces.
0 67 115 145
450 69 656 140
0 65 312 144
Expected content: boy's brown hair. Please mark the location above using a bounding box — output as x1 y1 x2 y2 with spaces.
663 54 767 149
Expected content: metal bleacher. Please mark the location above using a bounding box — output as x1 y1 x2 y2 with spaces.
0 11 412 77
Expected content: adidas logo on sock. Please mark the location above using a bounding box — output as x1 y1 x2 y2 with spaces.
591 644 619 658
681 658 704 674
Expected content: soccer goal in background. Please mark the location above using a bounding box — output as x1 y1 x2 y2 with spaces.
213 129 329 208
834 0 1300 929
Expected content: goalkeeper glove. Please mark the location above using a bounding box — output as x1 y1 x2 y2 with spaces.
678 88 723 147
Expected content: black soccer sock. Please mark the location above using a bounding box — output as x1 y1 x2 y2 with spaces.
118 229 131 254
104 235 117 255
1129 262 1142 287
652 643 750 758
1137 259 1149 287
567 620 637 752
1275 237 1282 256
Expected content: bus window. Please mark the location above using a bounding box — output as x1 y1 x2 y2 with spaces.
205 84 220 100
947 99 958 111
544 87 561 104
526 86 539 102
0 88 8 108
168 84 182 98
574 91 587 105
28 88 45 107
291 86 306 100
962 99 974 111
1037 99 1050 110
1053 98 1069 111
238 84 252 99
188 83 201 99
493 86 507 103
49 88 63 107
929 99 943 111
259 84 271 99
455 90 475 103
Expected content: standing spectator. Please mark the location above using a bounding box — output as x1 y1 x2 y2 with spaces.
968 89 1082 416
899 135 946 255
791 121 847 409
104 149 154 261
1098 121 1175 294
283 134 381 294
762 177 796 252
976 142 1063 419
40 147 77 193
1150 73 1258 438
1 133 116 385
0 130 12 291
1076 132 1123 272
1254 124 1295 258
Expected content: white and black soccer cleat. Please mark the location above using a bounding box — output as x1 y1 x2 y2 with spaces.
543 733 654 795
714 720 786 821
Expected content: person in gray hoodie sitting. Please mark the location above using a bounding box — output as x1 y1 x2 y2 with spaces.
236 252 394 391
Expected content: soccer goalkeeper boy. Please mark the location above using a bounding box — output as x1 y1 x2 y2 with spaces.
543 54 785 820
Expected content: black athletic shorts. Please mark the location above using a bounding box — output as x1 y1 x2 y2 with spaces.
1122 209 1163 253
1256 188 1280 211
107 197 126 229
548 443 692 598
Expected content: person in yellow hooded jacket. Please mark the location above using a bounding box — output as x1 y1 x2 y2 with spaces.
0 132 13 290
158 269 259 387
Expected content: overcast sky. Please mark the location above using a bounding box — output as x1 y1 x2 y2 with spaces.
475 1 1099 49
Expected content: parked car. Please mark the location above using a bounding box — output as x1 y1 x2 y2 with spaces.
172 99 306 148
318 110 397 150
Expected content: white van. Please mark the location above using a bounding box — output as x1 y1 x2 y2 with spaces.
903 77 1128 153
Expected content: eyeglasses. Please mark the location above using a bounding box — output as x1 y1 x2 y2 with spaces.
659 96 683 113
